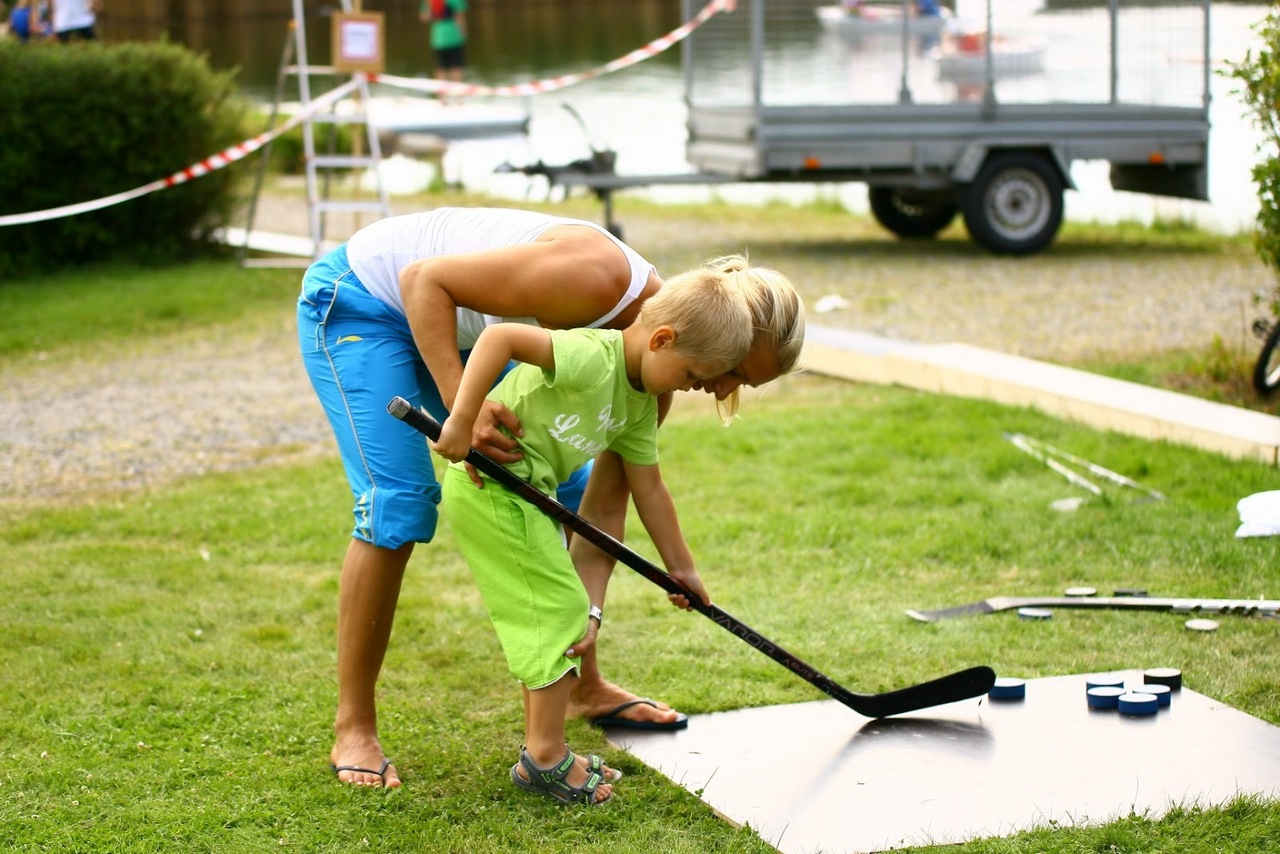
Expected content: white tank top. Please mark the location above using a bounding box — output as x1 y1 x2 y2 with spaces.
345 207 655 349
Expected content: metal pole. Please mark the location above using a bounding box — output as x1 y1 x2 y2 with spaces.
982 0 996 113
1108 0 1119 104
898 0 913 104
1201 0 1211 112
751 0 763 112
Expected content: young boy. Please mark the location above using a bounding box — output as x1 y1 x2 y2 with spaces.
429 257 768 806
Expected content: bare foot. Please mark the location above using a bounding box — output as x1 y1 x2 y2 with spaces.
330 736 402 789
567 679 683 727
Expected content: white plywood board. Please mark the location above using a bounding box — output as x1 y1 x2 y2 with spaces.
605 671 1280 853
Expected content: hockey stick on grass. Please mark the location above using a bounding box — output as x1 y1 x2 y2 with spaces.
906 594 1280 623
388 396 995 718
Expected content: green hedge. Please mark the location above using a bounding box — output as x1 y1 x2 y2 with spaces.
0 40 251 275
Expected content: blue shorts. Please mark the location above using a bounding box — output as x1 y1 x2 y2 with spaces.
297 244 590 548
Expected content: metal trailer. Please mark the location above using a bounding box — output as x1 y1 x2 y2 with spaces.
533 0 1212 255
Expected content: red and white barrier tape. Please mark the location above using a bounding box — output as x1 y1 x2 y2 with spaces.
0 78 361 228
371 0 735 97
0 0 735 227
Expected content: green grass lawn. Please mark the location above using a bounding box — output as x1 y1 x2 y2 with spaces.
4 376 1279 852
2 228 1279 852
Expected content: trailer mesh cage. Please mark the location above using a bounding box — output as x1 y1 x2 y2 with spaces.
682 0 1210 110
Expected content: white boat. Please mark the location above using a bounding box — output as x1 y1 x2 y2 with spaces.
280 96 531 141
364 98 530 140
815 3 951 40
936 34 1046 80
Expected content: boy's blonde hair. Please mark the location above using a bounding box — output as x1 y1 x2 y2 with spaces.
640 262 754 369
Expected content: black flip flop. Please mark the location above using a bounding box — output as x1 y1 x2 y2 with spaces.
588 698 689 731
330 757 393 785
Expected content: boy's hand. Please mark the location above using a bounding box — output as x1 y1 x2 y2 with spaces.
429 417 473 463
667 567 710 611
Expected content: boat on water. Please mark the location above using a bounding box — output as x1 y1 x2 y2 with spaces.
814 1 951 40
363 97 530 140
934 31 1046 80
280 96 530 141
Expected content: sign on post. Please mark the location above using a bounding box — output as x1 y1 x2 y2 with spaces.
331 11 385 73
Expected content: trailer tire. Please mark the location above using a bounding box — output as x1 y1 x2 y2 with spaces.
868 187 958 238
961 153 1063 255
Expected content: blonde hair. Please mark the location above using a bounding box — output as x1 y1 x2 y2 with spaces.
699 255 807 422
639 263 754 370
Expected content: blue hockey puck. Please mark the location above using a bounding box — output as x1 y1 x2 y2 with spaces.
1086 686 1125 709
1142 683 1172 707
1118 692 1159 716
1143 667 1182 691
1085 673 1125 690
989 677 1026 700
1017 607 1053 620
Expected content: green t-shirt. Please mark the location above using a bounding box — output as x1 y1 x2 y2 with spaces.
425 0 467 51
456 328 659 495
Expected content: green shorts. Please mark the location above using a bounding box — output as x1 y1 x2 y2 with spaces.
443 466 589 689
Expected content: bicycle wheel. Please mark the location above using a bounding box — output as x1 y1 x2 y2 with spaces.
1253 320 1280 396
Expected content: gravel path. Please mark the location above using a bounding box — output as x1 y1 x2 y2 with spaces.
1 198 1271 504
0 320 332 502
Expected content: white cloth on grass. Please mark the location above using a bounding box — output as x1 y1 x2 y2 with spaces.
1235 490 1280 538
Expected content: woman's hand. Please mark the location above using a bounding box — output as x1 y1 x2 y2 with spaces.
472 399 525 463
564 614 600 659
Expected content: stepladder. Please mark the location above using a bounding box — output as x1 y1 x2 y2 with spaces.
239 0 392 267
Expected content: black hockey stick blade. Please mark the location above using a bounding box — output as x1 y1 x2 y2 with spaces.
906 595 1280 623
388 396 995 717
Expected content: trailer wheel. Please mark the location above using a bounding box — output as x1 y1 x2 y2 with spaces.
868 187 958 238
961 153 1063 255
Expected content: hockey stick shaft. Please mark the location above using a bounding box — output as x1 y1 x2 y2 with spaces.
388 396 994 718
1004 433 1103 495
1006 433 1165 500
906 595 1280 623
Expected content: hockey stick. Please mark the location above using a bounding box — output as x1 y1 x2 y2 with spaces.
1004 432 1166 501
906 595 1280 623
387 396 995 718
1004 433 1102 495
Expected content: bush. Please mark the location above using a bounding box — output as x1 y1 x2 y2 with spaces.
0 39 252 275
1228 10 1280 318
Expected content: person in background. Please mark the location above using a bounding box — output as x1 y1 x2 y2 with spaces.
7 0 50 41
430 259 774 805
49 0 96 42
420 0 467 103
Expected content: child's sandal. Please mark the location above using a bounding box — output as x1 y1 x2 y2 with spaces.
510 747 613 806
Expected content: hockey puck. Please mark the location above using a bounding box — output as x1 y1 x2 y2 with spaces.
1117 692 1159 716
1142 683 1172 707
1185 618 1219 632
1143 668 1182 691
989 677 1026 701
1017 607 1053 620
1085 673 1125 690
1064 586 1097 597
1086 686 1125 709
